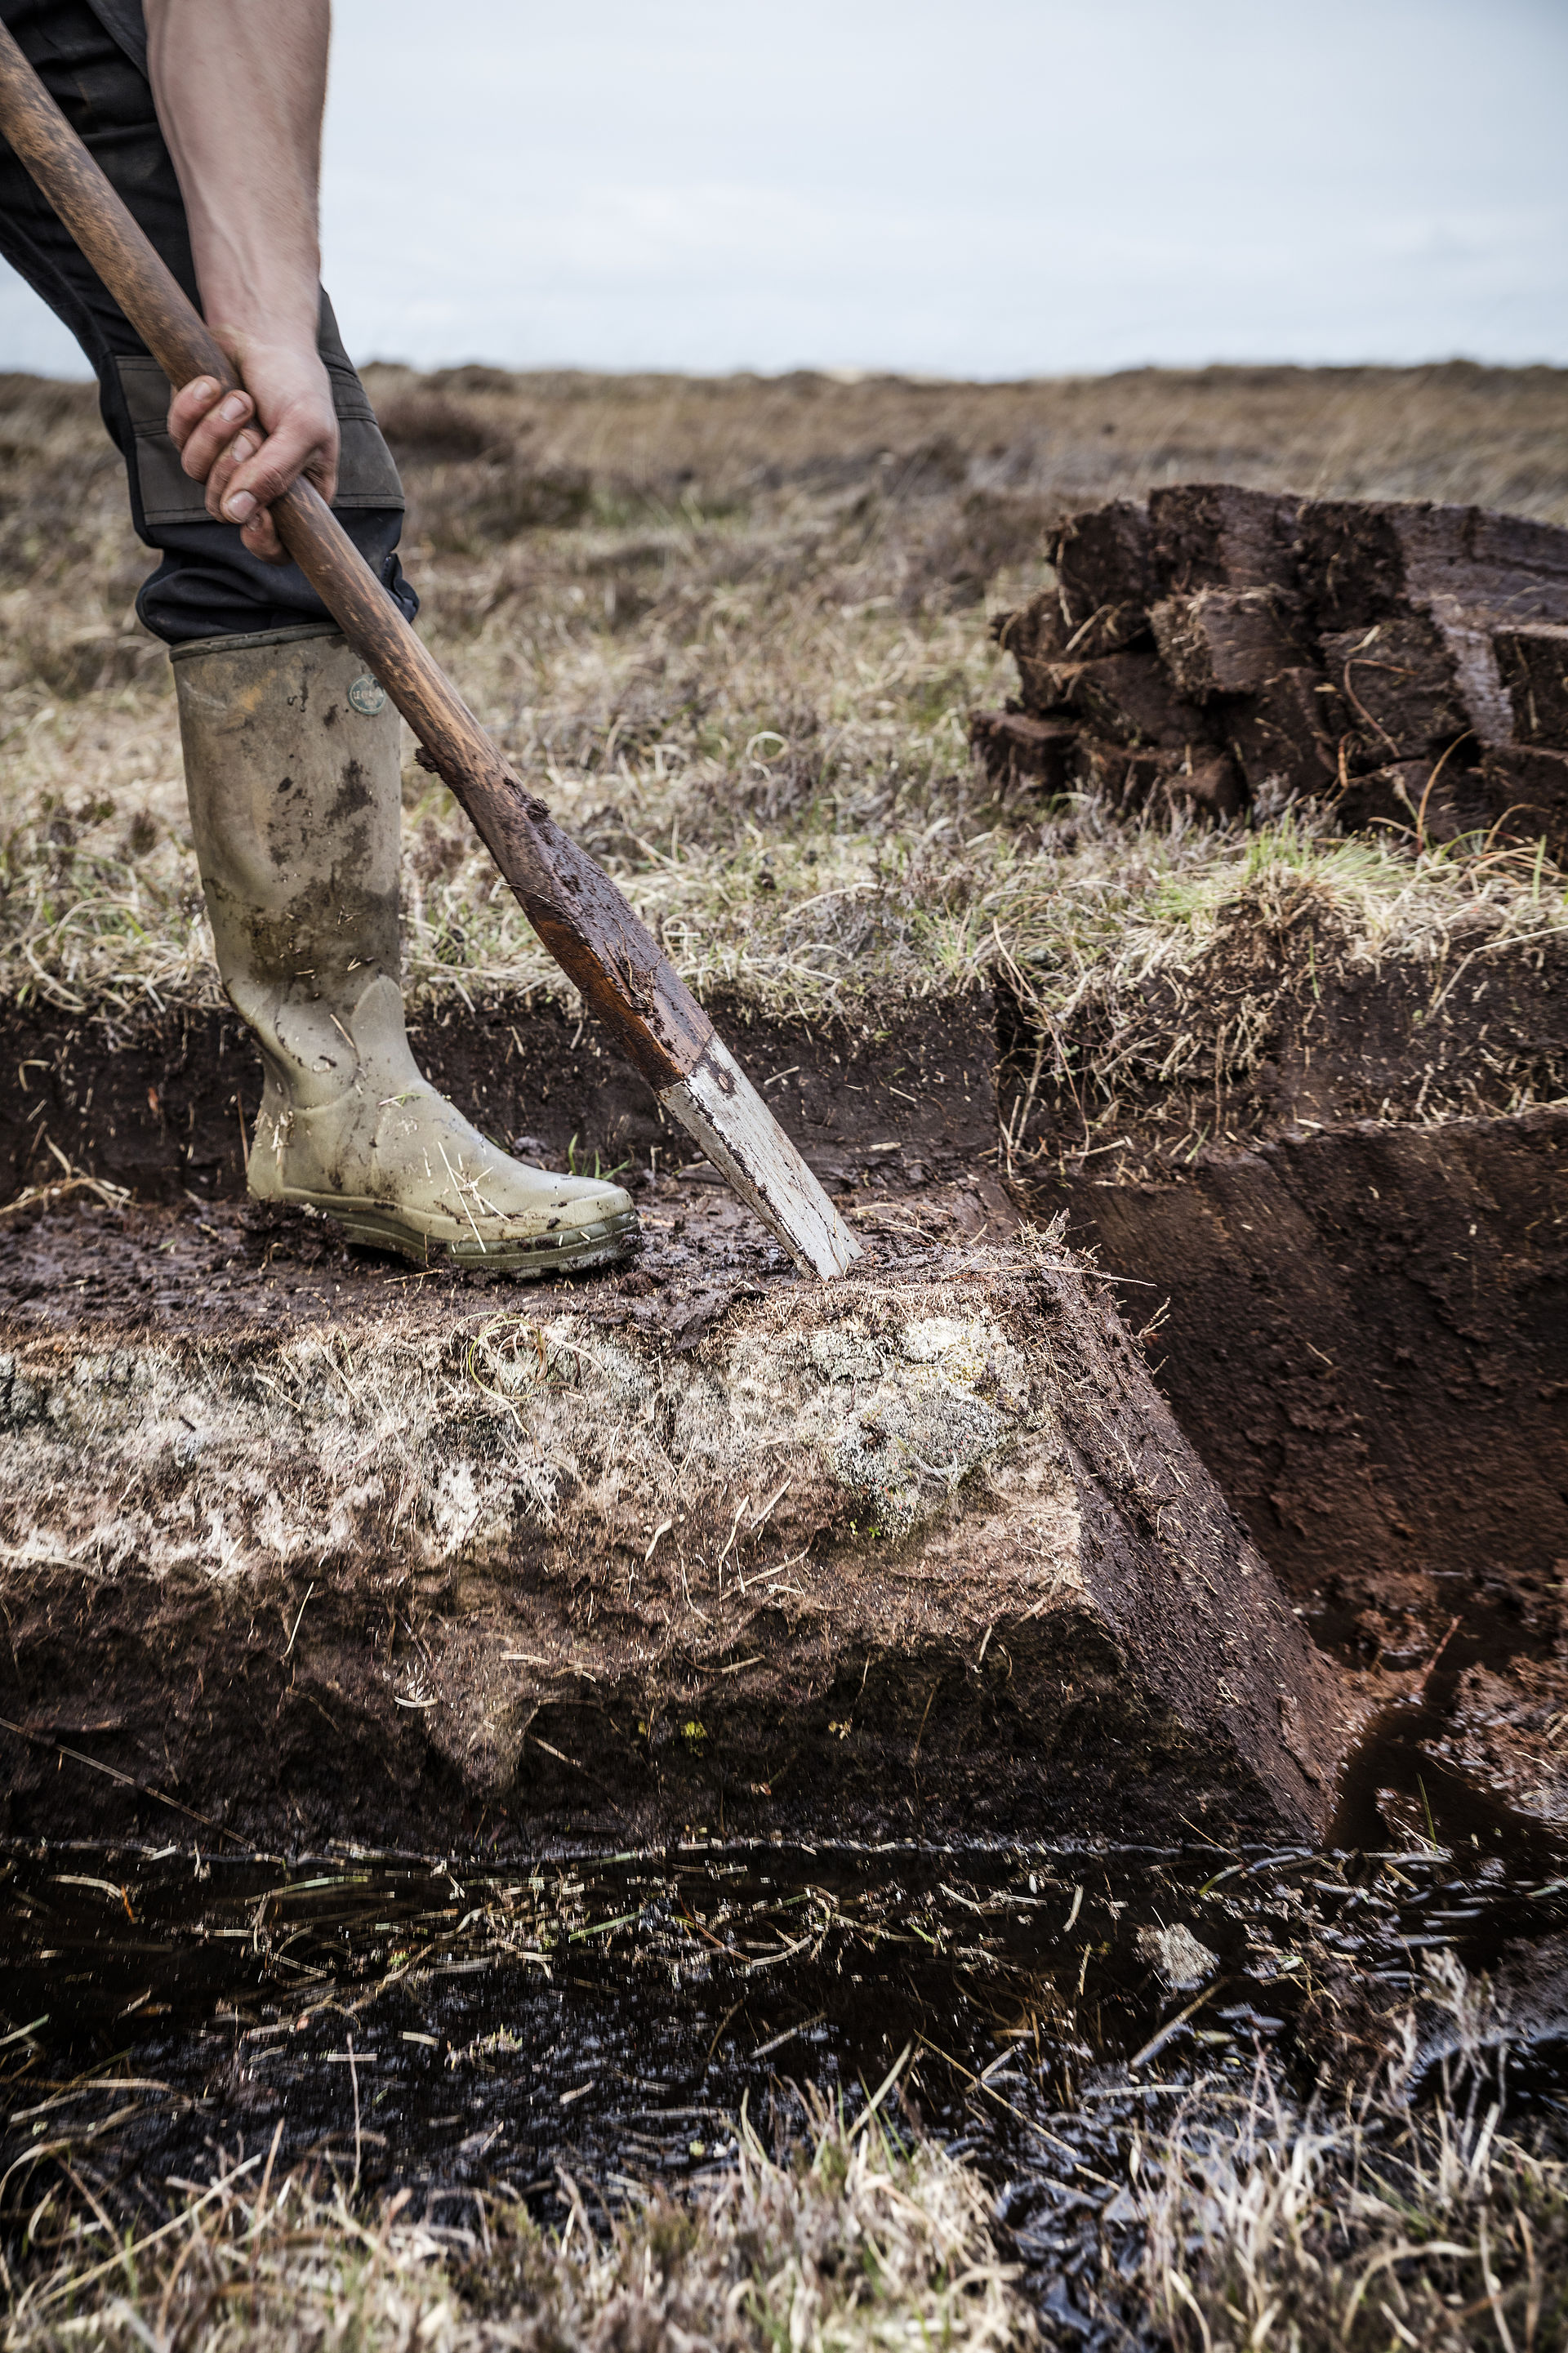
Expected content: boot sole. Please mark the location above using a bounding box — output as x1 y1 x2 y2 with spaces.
278 1197 640 1277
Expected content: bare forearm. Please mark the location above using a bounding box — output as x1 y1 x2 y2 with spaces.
146 0 337 555
145 0 327 349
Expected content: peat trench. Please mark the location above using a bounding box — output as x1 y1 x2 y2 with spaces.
0 966 1564 1853
2 964 1566 2302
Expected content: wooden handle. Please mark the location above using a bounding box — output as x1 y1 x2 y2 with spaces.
0 23 710 1091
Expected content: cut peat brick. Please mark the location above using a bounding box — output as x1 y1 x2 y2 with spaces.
1227 667 1347 804
1423 597 1516 747
1494 622 1568 748
991 589 1067 665
1334 755 1515 846
1298 500 1568 633
1148 483 1302 592
1072 733 1240 822
991 592 1089 715
1060 602 1150 660
1073 733 1175 816
998 492 1568 834
1168 752 1246 821
1047 501 1154 645
1070 648 1208 750
969 708 1079 794
1013 653 1091 715
1319 614 1468 760
1150 586 1310 700
1478 743 1568 860
1299 501 1568 751
1334 760 1450 838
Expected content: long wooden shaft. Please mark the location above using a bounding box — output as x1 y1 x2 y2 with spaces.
0 24 860 1277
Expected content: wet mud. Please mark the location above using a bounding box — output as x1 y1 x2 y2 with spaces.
2 1821 1566 2327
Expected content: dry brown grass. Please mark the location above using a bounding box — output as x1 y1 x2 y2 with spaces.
2 2093 1031 2353
2 363 1566 1034
364 361 1568 524
1143 1955 1568 2353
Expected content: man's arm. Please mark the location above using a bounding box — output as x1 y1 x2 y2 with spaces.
144 0 335 564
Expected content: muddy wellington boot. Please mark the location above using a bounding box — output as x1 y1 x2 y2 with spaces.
172 624 638 1273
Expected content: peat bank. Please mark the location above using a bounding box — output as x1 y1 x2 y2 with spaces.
2 366 1566 2344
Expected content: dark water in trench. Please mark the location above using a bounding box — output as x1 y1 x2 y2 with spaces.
4 1823 1568 2320
3 1589 1566 2328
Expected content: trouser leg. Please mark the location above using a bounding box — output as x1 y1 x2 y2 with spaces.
0 0 416 642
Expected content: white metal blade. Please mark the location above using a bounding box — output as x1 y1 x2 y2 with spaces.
659 1036 862 1278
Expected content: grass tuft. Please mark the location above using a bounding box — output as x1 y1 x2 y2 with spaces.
1143 1956 1568 2353
2 2093 1032 2351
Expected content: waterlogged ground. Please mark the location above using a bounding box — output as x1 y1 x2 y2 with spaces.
3 1780 1567 2328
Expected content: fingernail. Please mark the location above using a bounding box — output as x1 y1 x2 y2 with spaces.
192 377 216 401
220 394 248 423
225 491 256 522
232 435 256 462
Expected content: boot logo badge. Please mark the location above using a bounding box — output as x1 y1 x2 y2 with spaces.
348 674 388 716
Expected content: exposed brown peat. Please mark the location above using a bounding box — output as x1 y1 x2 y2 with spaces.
0 1168 1342 1855
2 936 1563 1852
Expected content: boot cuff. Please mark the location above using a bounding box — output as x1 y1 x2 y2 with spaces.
169 622 344 666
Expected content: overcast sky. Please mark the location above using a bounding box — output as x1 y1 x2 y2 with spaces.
3 0 1566 378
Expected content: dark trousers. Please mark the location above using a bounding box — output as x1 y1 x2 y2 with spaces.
0 0 417 643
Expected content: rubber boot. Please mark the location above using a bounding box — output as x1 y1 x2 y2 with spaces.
172 623 638 1274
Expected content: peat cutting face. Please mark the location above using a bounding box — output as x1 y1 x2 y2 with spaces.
0 1175 1342 1855
1 928 1566 1859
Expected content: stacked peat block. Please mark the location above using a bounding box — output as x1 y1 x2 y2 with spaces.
971 486 1568 857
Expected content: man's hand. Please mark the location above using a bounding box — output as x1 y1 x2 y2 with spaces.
146 0 332 565
167 343 338 565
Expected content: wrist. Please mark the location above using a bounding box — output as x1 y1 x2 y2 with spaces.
205 323 332 402
200 287 323 363
180 207 322 368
